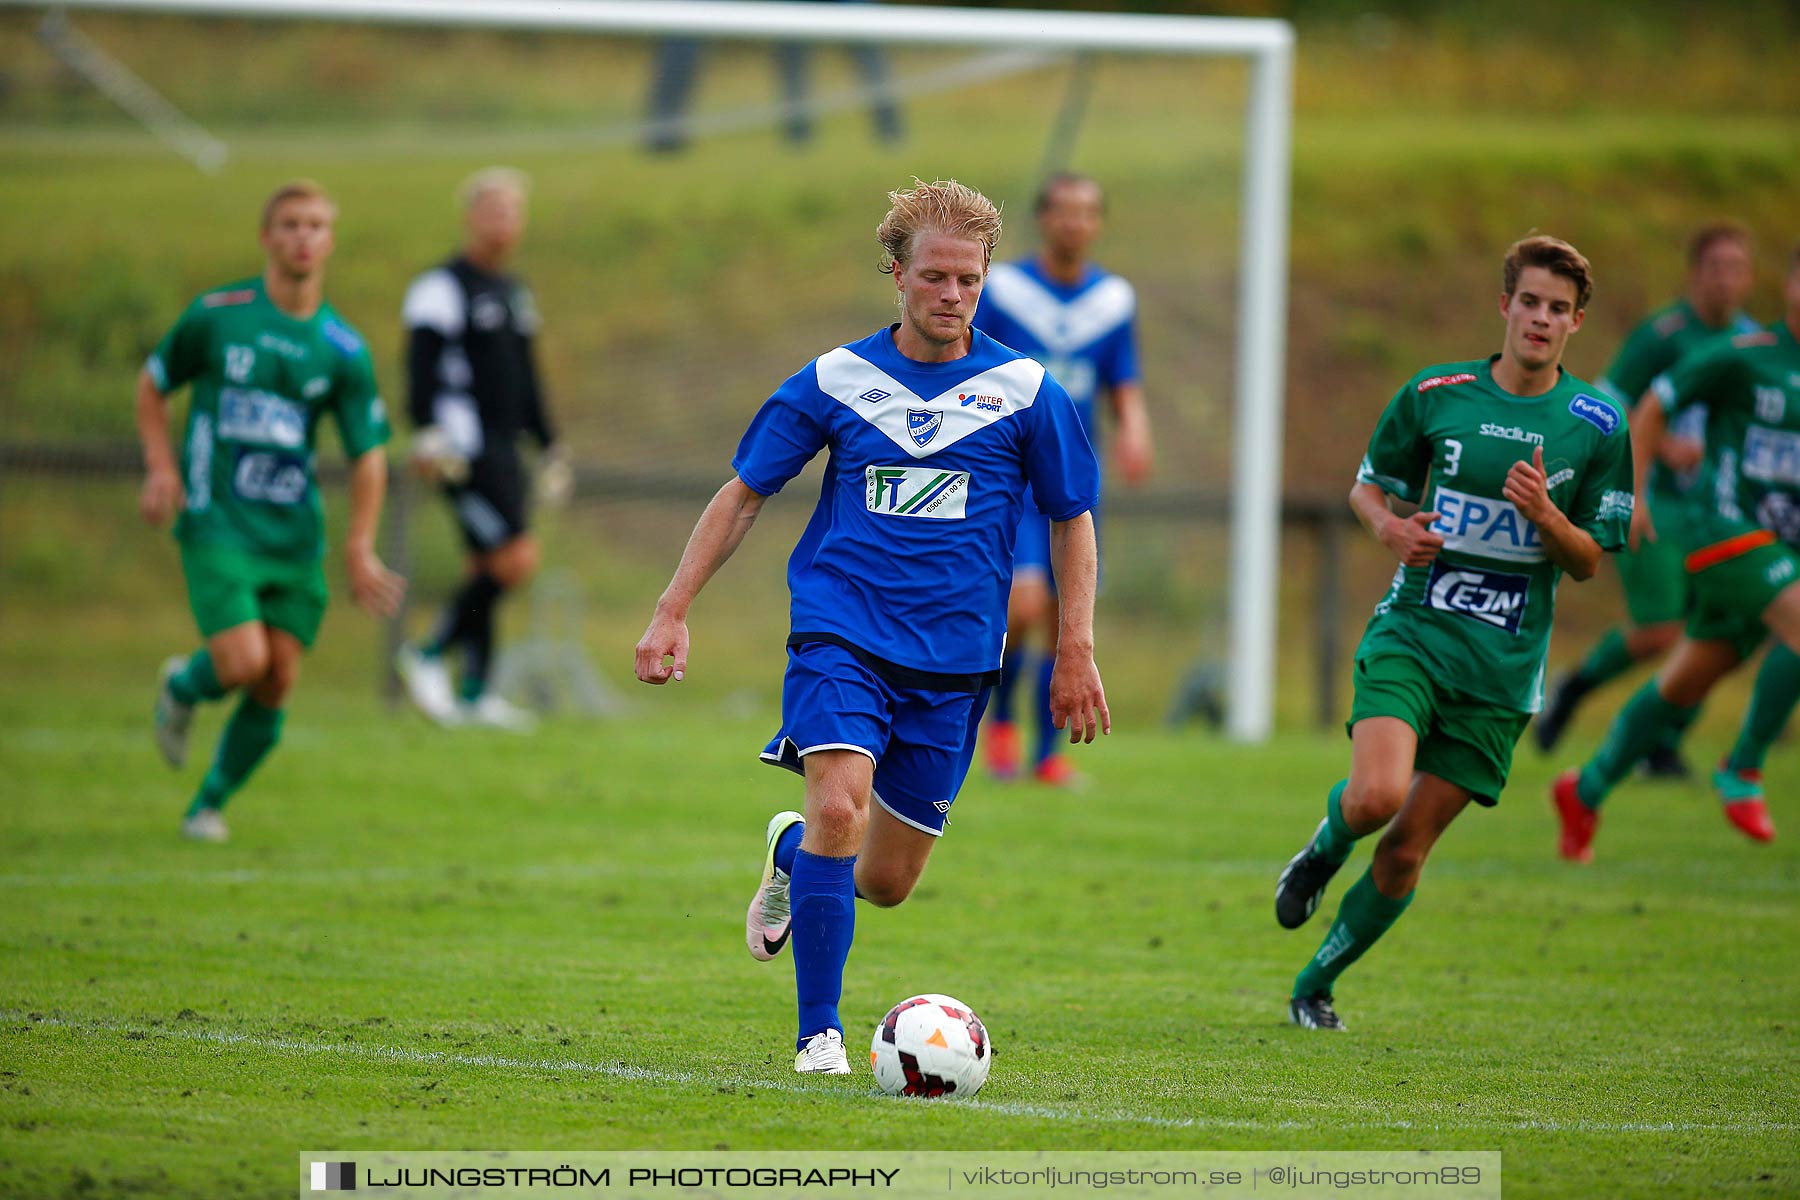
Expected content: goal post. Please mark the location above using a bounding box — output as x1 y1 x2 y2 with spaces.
15 0 1293 742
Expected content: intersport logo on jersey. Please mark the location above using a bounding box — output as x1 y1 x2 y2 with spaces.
1428 487 1545 563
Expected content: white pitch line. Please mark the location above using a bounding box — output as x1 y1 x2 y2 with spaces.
3 854 1794 896
7 1013 1794 1137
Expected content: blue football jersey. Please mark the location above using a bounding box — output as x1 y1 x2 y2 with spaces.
732 326 1100 675
972 259 1140 447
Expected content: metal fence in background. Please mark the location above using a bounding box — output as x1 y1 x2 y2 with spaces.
0 439 1361 729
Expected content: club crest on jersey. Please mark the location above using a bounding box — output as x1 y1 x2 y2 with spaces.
1429 486 1544 563
907 409 942 447
1568 393 1620 436
1423 560 1529 634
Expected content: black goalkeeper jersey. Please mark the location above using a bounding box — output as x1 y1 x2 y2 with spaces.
402 256 554 459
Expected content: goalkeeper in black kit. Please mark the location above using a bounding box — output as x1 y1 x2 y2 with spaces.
395 167 571 731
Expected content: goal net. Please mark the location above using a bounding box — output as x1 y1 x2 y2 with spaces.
0 0 1291 736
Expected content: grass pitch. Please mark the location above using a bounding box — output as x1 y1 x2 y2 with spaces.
3 621 1796 1199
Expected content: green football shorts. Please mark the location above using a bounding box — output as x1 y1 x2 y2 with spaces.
1346 653 1532 808
180 542 328 648
1684 525 1799 661
1615 535 1690 626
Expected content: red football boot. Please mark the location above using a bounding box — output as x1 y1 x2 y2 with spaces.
1550 768 1598 863
1713 762 1776 843
984 721 1021 781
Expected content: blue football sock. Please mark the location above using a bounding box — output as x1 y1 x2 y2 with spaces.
1032 654 1059 767
790 848 856 1048
774 821 803 876
992 648 1024 723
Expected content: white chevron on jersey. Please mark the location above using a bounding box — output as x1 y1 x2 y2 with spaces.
815 347 1045 460
983 263 1136 355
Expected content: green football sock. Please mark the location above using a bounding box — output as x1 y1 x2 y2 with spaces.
1310 779 1358 866
186 697 284 816
1727 644 1800 775
1575 680 1692 809
1293 866 1414 999
168 649 227 705
1575 628 1636 688
1654 702 1700 755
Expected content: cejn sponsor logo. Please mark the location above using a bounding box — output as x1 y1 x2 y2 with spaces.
866 465 970 519
1480 422 1543 446
233 449 309 506
1417 372 1477 393
958 392 1004 412
1422 559 1530 634
1429 486 1544 563
1568 393 1620 436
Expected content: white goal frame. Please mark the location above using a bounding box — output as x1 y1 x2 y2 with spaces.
18 0 1293 742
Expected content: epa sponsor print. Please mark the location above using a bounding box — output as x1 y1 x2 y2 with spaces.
1428 486 1544 563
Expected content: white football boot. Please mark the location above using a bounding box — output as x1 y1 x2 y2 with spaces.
462 692 538 733
747 811 804 961
395 643 461 727
794 1029 850 1075
180 809 229 843
153 656 195 769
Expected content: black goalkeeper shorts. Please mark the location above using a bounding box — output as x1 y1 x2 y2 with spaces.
444 449 528 553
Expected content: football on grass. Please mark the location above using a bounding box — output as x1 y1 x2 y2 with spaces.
870 994 991 1098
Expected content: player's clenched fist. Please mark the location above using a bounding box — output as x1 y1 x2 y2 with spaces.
139 466 184 527
1380 510 1445 568
634 610 689 684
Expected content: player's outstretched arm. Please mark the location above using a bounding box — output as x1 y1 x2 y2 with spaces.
634 476 769 685
1047 511 1110 744
134 369 183 527
1350 481 1442 567
344 449 406 617
1503 445 1603 580
1628 393 1669 550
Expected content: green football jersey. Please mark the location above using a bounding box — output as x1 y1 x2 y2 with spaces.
1355 357 1635 713
1597 299 1758 504
146 276 389 562
1654 321 1800 546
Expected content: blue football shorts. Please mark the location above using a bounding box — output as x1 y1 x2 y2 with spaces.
760 640 992 836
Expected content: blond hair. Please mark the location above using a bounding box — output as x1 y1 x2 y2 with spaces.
876 179 1003 274
460 166 530 212
261 179 335 230
1503 234 1594 310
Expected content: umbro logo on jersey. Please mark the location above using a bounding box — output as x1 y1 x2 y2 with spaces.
959 393 1003 412
908 409 943 447
859 388 891 403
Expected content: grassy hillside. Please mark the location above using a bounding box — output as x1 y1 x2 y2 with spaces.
1 10 1797 725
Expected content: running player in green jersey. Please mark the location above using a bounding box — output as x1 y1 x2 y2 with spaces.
1554 246 1800 856
1274 237 1633 1031
1535 225 1758 773
139 180 405 842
